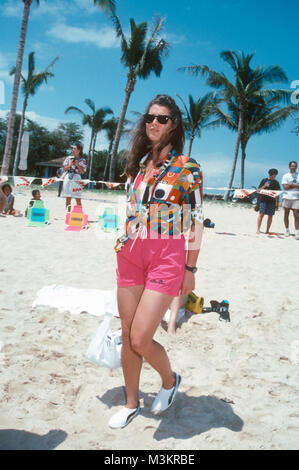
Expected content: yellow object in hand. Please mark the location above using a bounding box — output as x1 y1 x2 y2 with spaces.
185 292 204 314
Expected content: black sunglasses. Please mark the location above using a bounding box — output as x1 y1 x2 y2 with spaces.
143 113 173 125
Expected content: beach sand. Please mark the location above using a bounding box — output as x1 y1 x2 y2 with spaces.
0 187 299 450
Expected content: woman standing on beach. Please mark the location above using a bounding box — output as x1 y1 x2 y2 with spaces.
109 94 204 429
61 143 87 212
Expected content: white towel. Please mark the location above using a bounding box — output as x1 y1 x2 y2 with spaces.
32 285 119 317
33 284 182 323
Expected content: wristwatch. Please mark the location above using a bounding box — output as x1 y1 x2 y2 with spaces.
185 265 198 274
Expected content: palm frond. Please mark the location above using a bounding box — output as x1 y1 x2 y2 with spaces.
93 0 115 13
65 106 85 116
110 12 128 60
126 19 147 68
44 55 59 74
27 51 35 78
258 88 293 104
176 94 191 122
178 64 211 78
84 99 96 114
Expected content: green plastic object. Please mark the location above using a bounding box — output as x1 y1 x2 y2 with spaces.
99 207 118 232
27 200 50 226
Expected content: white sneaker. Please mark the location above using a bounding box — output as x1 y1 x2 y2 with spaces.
108 403 140 429
151 373 181 415
295 231 299 240
285 229 290 237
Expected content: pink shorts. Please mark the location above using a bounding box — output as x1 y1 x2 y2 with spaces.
116 234 186 297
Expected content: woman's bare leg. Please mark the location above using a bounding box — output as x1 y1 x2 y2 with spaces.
167 295 186 335
66 197 72 212
118 285 144 409
130 289 175 389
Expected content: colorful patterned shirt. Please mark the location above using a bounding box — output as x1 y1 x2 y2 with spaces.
115 149 203 252
63 156 87 176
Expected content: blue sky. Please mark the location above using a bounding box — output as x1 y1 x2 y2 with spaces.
0 0 298 188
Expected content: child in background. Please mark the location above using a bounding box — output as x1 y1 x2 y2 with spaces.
25 189 42 217
1 183 21 216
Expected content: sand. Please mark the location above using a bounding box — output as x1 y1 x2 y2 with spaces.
0 187 299 450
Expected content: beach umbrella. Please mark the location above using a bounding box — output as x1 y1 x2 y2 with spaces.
18 131 29 171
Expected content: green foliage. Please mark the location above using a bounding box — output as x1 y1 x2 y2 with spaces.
180 50 293 192
92 149 126 182
177 92 219 154
112 14 169 80
0 114 84 176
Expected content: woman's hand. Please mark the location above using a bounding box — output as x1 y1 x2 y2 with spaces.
180 270 196 295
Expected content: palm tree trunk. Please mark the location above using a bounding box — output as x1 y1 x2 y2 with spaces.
87 129 94 178
109 75 135 182
87 129 94 169
224 107 244 201
1 0 32 175
104 140 113 181
13 96 28 176
88 132 97 181
240 138 247 189
187 130 195 157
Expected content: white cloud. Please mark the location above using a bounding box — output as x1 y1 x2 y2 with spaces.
2 0 105 20
47 23 119 49
73 0 101 15
1 1 23 18
0 109 62 131
192 151 234 188
0 52 14 86
163 32 185 45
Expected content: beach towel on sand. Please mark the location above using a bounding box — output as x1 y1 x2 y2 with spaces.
32 285 119 317
32 285 182 323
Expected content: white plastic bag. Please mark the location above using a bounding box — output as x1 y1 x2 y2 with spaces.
86 312 122 368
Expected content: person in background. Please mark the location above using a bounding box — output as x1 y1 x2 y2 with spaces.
61 143 87 211
25 189 42 217
1 183 21 216
0 179 7 213
281 161 299 239
256 168 280 234
56 167 65 197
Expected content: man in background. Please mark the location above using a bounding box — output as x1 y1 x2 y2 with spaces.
256 168 280 234
281 161 299 239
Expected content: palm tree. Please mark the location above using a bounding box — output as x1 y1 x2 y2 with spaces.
10 52 58 175
176 93 219 157
215 96 296 187
93 0 115 12
65 99 113 180
1 0 40 176
0 0 115 176
292 118 299 135
102 116 131 181
180 51 290 200
108 12 169 181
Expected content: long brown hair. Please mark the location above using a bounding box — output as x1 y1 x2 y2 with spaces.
125 95 185 178
73 142 84 158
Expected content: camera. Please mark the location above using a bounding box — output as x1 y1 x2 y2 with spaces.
68 158 77 179
202 300 230 322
